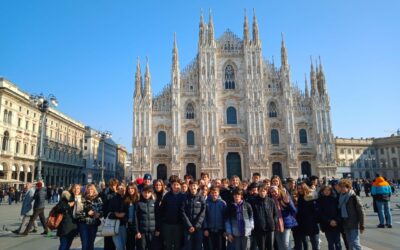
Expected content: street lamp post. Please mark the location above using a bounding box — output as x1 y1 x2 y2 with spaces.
96 131 112 182
29 94 58 181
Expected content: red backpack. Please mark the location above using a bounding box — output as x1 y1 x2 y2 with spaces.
46 206 64 230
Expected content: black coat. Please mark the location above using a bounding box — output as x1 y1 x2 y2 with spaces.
180 193 206 230
250 196 278 232
56 199 78 238
293 196 320 236
318 195 341 232
136 198 156 233
108 193 128 224
159 191 185 225
33 187 47 209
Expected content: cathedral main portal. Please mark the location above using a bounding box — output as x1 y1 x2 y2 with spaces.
226 152 242 179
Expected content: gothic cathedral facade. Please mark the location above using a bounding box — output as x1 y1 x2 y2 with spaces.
132 11 336 181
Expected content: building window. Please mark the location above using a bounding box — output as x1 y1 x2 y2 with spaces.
299 129 308 144
392 158 398 167
18 118 21 127
226 106 237 124
186 103 195 119
158 131 166 147
187 130 195 146
31 145 35 155
3 109 7 123
271 129 280 145
84 146 87 150
340 149 344 154
25 121 29 130
2 131 10 151
7 111 12 124
224 65 235 89
15 142 20 153
380 148 384 154
356 149 360 154
268 102 278 118
24 144 28 154
32 123 36 132
347 149 351 154
391 147 396 154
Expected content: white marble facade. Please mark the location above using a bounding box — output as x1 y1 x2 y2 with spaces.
132 11 336 180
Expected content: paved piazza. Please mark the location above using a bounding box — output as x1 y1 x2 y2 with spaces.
0 194 399 250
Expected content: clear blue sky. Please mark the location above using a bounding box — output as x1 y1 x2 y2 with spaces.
1 0 399 152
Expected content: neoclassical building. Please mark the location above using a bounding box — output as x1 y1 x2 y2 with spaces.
132 12 336 180
1 78 86 187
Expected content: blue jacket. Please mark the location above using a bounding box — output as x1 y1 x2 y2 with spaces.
281 199 298 229
225 201 254 237
20 187 35 216
371 185 392 201
204 198 226 232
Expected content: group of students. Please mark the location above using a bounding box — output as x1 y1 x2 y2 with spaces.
46 171 370 250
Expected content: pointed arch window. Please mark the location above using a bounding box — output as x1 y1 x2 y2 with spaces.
2 131 9 151
299 129 308 144
227 106 237 124
187 130 195 146
268 102 278 118
224 65 235 89
157 131 166 148
271 129 279 145
186 103 195 119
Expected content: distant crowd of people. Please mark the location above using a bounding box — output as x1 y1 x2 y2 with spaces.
4 172 396 250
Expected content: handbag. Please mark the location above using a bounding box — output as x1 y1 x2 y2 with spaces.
101 213 120 236
46 206 64 230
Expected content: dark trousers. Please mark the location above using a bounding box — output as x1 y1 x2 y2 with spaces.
59 236 74 250
254 230 274 250
24 207 47 234
293 233 320 250
325 231 342 250
183 229 203 250
104 236 116 250
136 232 153 250
161 223 183 250
79 223 98 250
204 230 226 250
341 230 349 250
126 227 136 250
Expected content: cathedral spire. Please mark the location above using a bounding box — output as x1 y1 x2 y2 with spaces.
305 74 309 98
318 56 327 95
243 8 249 45
199 9 204 47
281 33 288 70
310 57 318 96
252 8 259 45
208 9 214 45
134 57 142 98
144 57 151 96
172 32 179 71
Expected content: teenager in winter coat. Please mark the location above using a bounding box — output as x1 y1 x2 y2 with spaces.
75 184 103 250
203 186 227 250
269 185 297 250
318 186 342 250
181 180 206 250
56 190 78 250
293 182 320 250
225 188 254 250
135 185 157 250
250 183 278 250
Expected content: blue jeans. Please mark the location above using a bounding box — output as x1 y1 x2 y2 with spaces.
112 225 127 250
325 231 341 250
344 229 361 250
376 201 392 225
79 223 98 250
59 236 74 250
183 230 203 250
275 229 291 250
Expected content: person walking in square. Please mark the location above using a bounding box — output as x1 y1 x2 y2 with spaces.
12 183 38 234
371 176 392 228
21 181 48 235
